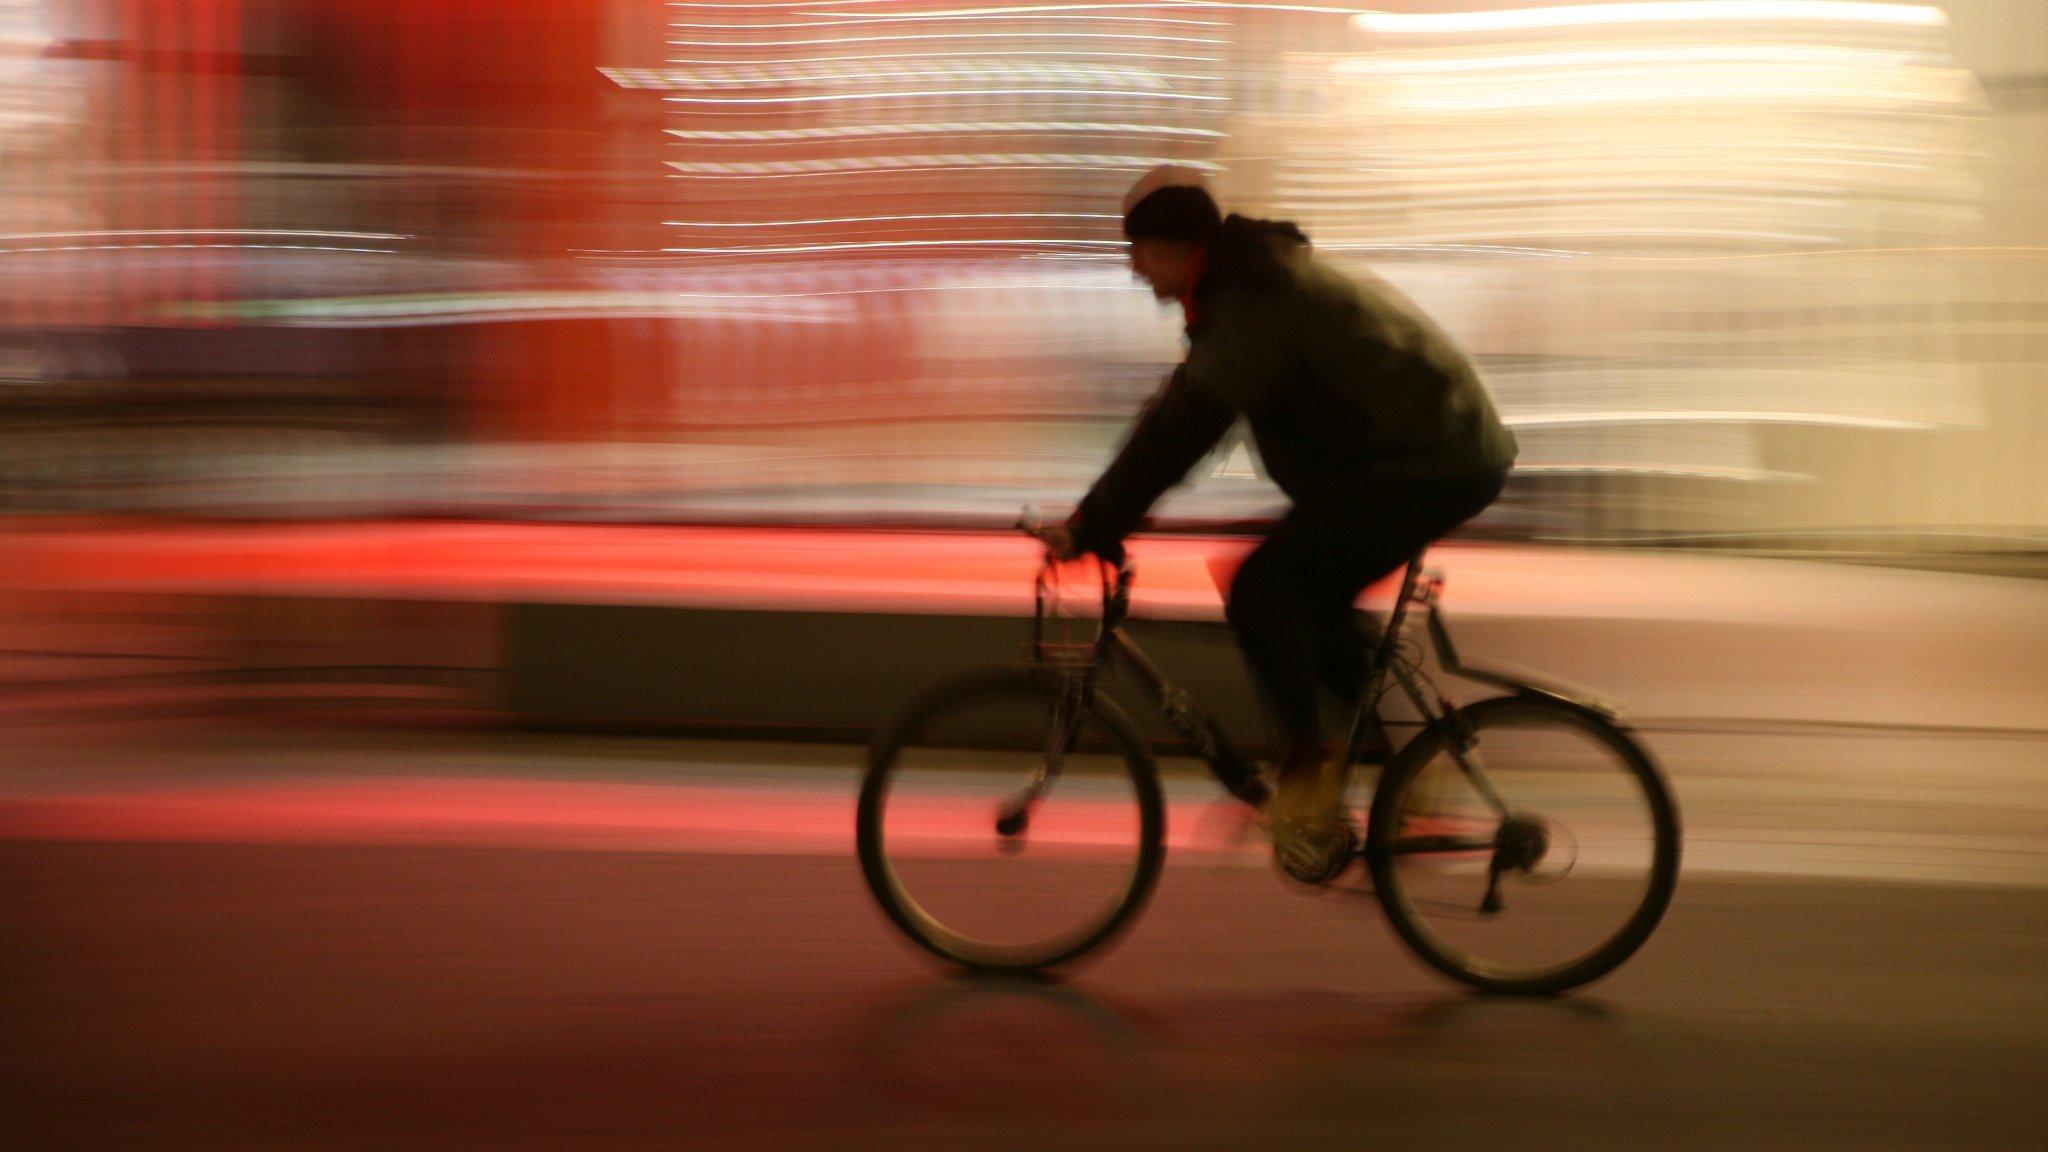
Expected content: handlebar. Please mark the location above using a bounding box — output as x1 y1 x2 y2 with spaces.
1017 507 1133 587
1019 508 1131 656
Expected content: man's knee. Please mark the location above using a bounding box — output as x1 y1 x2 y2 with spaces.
1224 547 1297 634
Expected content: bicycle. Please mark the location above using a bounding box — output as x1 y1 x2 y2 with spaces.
857 519 1682 995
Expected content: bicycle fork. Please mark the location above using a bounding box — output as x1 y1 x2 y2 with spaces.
995 675 1087 841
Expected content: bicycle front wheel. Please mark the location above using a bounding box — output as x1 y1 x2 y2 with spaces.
858 667 1165 972
1366 695 1681 995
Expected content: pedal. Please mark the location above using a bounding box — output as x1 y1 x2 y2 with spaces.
1274 819 1357 885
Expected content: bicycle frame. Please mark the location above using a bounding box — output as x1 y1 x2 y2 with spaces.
1030 550 1621 807
1029 557 1261 797
864 536 1679 985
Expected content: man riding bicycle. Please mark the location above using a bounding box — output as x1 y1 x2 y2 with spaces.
1040 166 1517 871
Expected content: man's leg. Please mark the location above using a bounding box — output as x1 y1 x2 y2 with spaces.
1223 519 1323 777
1300 467 1510 700
1309 603 1373 706
1226 523 1353 876
1224 513 1405 845
1229 476 1501 874
1300 527 1422 765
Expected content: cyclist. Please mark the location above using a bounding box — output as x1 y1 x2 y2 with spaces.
1040 165 1517 871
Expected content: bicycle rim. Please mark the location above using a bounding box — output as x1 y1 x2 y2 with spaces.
1367 696 1681 994
858 669 1165 972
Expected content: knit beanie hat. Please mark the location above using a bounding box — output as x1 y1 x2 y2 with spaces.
1121 164 1223 242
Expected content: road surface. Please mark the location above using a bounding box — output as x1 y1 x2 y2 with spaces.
3 724 2044 1151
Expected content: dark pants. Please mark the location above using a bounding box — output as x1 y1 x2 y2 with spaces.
1224 468 1507 764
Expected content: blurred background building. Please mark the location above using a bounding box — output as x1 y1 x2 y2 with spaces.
1 0 2044 556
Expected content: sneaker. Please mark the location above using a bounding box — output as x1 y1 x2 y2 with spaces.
1268 809 1356 885
1263 769 1355 884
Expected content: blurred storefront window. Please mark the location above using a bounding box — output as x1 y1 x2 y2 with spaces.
1 1 2042 554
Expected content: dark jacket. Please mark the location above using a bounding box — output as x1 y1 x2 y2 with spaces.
1069 215 1517 556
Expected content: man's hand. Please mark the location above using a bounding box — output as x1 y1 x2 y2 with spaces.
1037 524 1084 562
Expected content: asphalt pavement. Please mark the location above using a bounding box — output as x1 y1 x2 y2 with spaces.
3 723 2045 1151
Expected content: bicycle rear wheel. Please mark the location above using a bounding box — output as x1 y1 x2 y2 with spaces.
858 667 1165 972
1366 695 1681 995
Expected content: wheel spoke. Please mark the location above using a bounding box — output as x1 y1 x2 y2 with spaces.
1388 833 1496 857
858 670 1164 972
1368 697 1680 994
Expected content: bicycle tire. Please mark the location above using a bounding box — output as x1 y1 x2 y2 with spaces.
1365 694 1681 995
858 666 1167 972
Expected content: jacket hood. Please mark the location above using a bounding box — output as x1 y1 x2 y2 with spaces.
1196 214 1311 297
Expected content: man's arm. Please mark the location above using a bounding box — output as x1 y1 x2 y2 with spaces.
1066 365 1237 559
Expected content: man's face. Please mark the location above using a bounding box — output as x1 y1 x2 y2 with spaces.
1129 238 1199 302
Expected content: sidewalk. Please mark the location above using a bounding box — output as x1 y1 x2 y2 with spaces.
5 520 2046 734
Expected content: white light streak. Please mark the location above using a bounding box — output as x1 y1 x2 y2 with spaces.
1369 71 1969 111
1505 411 1937 431
605 61 1185 90
663 154 1222 174
668 0 1227 7
669 0 910 6
1326 242 1593 259
176 291 858 328
0 243 397 255
1161 2 1408 13
1330 45 1924 76
667 14 1224 30
664 32 1226 48
660 49 1222 65
662 121 1223 141
658 88 1223 105
1311 220 1848 245
0 228 410 242
660 239 1125 254
1504 464 1795 480
674 0 1363 12
664 212 1119 227
1350 2 1946 35
790 3 1226 20
669 0 908 6
666 167 1168 180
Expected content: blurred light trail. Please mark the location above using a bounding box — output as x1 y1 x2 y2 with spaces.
663 31 1230 47
656 90 1223 104
0 229 411 242
1505 411 1937 431
172 291 855 326
668 10 1227 28
663 213 1119 228
812 2 1224 16
3 772 2042 885
1329 45 1929 74
659 50 1225 64
1350 2 1947 35
657 240 1124 253
0 243 397 255
660 123 1224 140
608 62 1183 87
662 154 1222 173
1372 77 1973 111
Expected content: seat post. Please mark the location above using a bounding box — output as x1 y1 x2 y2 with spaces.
1342 550 1426 751
1375 551 1427 665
